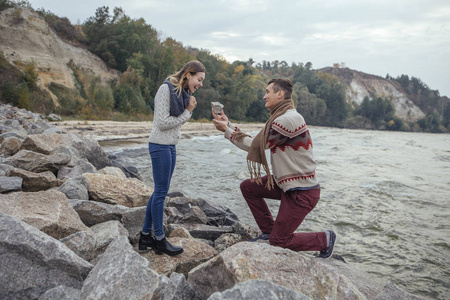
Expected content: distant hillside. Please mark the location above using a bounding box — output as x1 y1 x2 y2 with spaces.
317 67 424 122
0 8 119 107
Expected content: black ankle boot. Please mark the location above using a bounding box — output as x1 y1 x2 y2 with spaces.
138 232 155 251
154 237 183 256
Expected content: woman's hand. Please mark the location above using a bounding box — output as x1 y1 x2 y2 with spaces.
187 96 197 113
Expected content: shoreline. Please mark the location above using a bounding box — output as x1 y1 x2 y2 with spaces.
52 120 265 141
52 120 265 151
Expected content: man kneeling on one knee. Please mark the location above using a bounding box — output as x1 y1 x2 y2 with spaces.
212 78 336 258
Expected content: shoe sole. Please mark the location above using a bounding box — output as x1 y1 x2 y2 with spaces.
318 231 336 259
155 249 184 256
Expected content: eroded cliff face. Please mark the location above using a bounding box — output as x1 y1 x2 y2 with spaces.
318 67 425 122
0 8 119 106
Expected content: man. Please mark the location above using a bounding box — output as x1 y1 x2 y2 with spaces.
212 78 335 257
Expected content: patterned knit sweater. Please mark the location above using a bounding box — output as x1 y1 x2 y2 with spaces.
149 84 192 145
224 109 319 192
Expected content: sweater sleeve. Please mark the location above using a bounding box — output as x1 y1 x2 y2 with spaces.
224 123 254 152
153 84 192 130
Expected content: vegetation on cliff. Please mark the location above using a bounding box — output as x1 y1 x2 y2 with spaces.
0 1 449 132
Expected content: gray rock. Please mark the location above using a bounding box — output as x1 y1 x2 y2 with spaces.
0 176 22 193
38 285 81 300
0 136 22 156
60 231 98 262
188 242 366 300
58 175 89 200
196 197 240 226
8 168 63 192
208 280 312 300
69 199 125 226
90 220 129 254
170 223 234 241
0 190 90 239
214 233 243 252
57 158 96 179
232 221 260 240
0 212 93 300
69 137 110 170
153 272 199 300
81 235 160 299
8 149 71 173
121 206 146 244
19 133 58 154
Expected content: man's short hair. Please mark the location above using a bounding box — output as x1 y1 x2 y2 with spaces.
268 78 293 99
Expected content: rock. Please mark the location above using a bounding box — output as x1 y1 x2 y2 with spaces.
152 272 199 300
214 233 243 252
188 242 366 300
38 285 81 300
0 212 93 299
70 199 125 226
169 223 234 241
0 176 22 193
8 168 63 192
120 206 146 244
19 133 58 154
0 190 90 239
138 235 218 277
90 220 129 254
108 153 143 180
57 158 96 179
97 166 127 178
0 136 22 156
7 149 71 173
69 137 110 170
60 231 98 262
208 280 312 300
196 197 240 226
85 173 153 207
80 236 160 299
232 221 260 240
58 175 89 200
166 205 208 224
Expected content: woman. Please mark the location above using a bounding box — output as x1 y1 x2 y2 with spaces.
139 60 205 256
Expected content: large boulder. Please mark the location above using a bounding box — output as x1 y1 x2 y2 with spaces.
0 212 93 299
80 235 161 299
19 133 58 154
0 190 90 239
8 168 63 192
138 228 218 277
0 136 22 156
85 173 153 207
7 149 71 173
188 242 366 300
58 175 89 200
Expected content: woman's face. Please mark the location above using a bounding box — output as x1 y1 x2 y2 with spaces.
186 72 205 93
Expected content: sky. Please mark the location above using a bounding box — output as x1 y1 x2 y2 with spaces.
29 0 450 97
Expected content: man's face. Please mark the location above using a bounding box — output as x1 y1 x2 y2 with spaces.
263 83 283 109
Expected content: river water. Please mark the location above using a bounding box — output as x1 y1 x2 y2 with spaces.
102 127 450 300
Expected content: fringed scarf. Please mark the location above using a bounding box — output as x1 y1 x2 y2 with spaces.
234 99 295 190
164 79 192 117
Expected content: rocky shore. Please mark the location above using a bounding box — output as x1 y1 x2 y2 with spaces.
0 104 424 300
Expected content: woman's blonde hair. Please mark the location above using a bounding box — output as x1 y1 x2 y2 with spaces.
168 60 205 96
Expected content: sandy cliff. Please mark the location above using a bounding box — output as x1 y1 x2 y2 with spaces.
0 8 119 106
318 67 425 122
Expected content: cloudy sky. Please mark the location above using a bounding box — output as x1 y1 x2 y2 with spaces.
30 0 450 97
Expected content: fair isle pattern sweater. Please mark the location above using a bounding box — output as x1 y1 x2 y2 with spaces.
149 84 192 145
224 109 319 192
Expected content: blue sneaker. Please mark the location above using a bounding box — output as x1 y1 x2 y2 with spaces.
249 233 270 242
317 230 336 258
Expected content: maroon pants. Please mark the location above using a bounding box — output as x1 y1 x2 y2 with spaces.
240 175 327 252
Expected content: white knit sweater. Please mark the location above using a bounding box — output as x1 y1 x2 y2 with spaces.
149 84 192 145
224 109 319 192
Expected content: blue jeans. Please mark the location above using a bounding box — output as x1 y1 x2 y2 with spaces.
142 142 176 237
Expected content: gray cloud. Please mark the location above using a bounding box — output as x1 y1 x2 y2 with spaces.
30 0 450 96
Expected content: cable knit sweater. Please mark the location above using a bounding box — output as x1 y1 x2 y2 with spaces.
224 108 319 192
149 84 192 145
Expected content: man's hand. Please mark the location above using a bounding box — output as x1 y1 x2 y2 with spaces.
212 108 228 132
